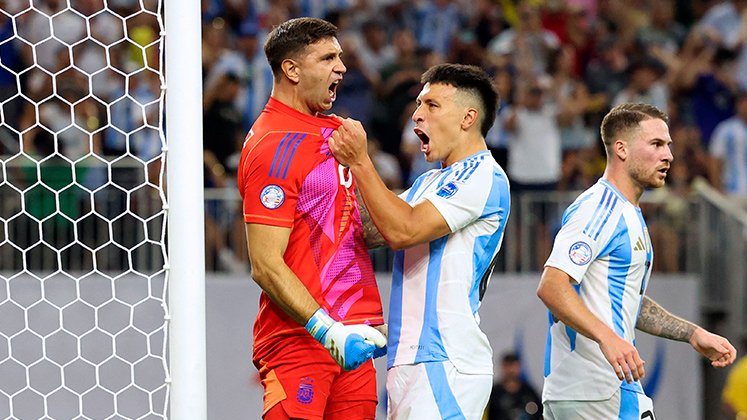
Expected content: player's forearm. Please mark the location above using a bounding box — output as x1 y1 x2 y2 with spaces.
250 261 320 326
537 268 618 344
356 189 387 249
636 295 697 342
349 158 422 249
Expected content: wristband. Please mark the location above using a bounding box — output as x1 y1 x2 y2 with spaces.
305 308 335 342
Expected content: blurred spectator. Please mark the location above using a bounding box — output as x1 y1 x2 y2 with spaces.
354 19 397 77
0 13 22 154
416 0 464 57
485 66 515 169
672 28 739 145
635 0 686 57
486 352 542 420
368 137 402 191
709 91 747 199
612 56 669 114
583 35 629 128
203 72 243 175
331 37 375 127
694 0 747 91
504 80 564 191
371 28 434 156
504 78 567 269
207 20 273 131
488 2 560 77
547 45 593 152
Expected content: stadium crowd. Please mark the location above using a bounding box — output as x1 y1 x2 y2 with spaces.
1 0 747 272
197 0 747 272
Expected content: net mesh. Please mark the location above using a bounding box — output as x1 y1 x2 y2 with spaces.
0 0 169 418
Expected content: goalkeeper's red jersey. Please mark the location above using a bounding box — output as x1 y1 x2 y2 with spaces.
237 97 384 357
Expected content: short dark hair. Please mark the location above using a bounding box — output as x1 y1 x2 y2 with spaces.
600 103 669 155
264 17 338 77
501 352 520 363
420 63 499 137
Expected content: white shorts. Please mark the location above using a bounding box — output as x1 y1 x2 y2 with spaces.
543 388 656 420
386 360 492 420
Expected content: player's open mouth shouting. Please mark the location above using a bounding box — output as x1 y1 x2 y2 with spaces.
414 126 430 155
329 79 340 102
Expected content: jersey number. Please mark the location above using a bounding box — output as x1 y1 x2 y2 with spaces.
641 410 655 419
338 164 352 189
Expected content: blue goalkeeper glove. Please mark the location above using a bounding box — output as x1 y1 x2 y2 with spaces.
305 308 387 371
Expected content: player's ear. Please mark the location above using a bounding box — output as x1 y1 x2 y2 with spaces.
461 108 478 131
614 138 628 160
281 59 300 84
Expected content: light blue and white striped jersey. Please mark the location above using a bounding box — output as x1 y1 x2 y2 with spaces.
543 179 653 401
387 151 511 375
709 116 747 198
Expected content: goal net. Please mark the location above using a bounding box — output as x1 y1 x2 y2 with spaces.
0 0 175 418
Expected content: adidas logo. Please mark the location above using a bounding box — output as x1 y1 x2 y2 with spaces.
633 237 645 251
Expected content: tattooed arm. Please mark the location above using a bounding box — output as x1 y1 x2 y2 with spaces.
357 189 387 249
636 295 696 341
637 296 737 367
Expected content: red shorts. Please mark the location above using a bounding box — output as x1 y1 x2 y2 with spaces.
254 335 378 419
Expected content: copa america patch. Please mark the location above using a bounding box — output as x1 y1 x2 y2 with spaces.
260 184 285 209
568 241 592 265
436 182 459 198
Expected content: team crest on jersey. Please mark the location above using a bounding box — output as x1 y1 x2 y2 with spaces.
436 182 459 198
568 241 592 265
296 377 314 405
260 184 285 209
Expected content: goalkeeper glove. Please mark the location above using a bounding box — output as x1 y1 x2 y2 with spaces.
305 308 387 371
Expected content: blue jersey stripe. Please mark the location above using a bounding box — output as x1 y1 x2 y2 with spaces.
544 312 553 377
268 133 291 177
273 133 299 178
463 157 483 180
562 192 593 225
565 284 581 351
415 237 449 363
280 133 305 179
583 188 609 235
593 196 619 240
618 387 640 419
387 250 406 369
425 362 466 420
606 217 630 337
587 189 615 239
470 169 510 313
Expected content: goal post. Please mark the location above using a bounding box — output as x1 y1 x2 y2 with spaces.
0 0 206 418
164 0 207 419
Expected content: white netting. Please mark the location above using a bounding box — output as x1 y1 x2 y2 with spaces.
0 0 169 418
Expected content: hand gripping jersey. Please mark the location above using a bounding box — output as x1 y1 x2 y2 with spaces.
237 98 384 359
387 151 511 375
543 179 654 401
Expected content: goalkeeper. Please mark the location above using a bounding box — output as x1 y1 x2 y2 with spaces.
237 18 386 419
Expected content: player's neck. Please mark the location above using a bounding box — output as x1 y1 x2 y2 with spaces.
442 135 487 168
270 86 317 117
602 169 643 206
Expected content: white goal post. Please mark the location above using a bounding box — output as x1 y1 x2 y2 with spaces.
164 0 207 418
0 0 206 418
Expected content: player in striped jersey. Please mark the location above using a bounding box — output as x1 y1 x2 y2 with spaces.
537 103 737 419
330 63 511 419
